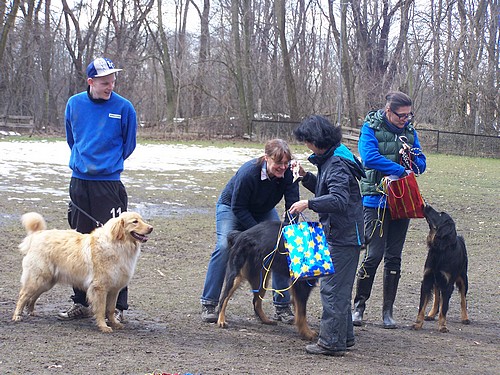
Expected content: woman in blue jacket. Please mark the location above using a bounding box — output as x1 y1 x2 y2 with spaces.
353 91 427 328
290 115 365 356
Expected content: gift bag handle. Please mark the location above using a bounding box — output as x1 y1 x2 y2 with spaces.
386 176 405 199
284 210 308 224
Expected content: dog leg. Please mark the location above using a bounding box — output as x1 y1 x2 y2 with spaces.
456 276 470 325
13 270 54 321
292 282 317 340
12 281 51 321
412 276 432 330
88 284 112 333
12 290 32 321
249 271 275 325
24 288 49 317
106 290 124 330
425 285 439 321
217 275 242 328
252 291 275 325
248 270 273 325
437 287 453 333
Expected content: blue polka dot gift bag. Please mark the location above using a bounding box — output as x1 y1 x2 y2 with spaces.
282 216 334 281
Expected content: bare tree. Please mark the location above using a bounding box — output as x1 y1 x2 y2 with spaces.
1 0 498 137
61 0 105 93
0 0 21 66
154 0 178 122
274 0 298 120
34 0 61 127
191 0 210 117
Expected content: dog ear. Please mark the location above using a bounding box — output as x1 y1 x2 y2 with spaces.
436 218 457 243
109 217 126 241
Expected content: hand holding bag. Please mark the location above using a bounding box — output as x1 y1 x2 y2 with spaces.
282 214 334 281
382 171 425 219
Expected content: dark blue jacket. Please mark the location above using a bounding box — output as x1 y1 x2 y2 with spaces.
218 158 299 230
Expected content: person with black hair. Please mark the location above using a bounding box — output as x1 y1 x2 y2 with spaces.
353 91 427 328
289 115 365 356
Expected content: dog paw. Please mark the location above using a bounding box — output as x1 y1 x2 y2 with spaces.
110 322 124 330
12 315 23 322
438 326 449 333
462 319 471 325
217 320 228 328
424 315 436 321
412 323 423 330
302 330 318 341
98 325 113 333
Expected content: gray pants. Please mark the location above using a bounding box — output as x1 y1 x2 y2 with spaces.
317 244 360 350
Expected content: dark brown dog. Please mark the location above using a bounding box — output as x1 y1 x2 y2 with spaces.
412 205 470 333
217 221 317 340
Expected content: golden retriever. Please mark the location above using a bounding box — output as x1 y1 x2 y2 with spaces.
12 211 153 333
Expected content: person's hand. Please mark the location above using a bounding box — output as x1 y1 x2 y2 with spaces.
289 200 309 214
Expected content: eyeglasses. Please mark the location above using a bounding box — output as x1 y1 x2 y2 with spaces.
271 159 290 167
392 110 414 120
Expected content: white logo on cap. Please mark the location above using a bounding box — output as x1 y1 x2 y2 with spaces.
92 58 122 77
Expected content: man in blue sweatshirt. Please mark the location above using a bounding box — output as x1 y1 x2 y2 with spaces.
58 57 137 322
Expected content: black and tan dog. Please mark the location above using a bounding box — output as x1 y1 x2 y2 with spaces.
412 205 470 333
217 221 317 340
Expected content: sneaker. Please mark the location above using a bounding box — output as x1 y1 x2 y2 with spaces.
114 309 125 323
306 343 346 357
273 305 295 324
201 304 218 323
57 303 92 321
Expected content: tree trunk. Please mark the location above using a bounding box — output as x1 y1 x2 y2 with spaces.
192 0 210 117
157 0 177 122
275 0 298 120
0 0 21 65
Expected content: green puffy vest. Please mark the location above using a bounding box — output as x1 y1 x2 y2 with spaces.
360 110 415 196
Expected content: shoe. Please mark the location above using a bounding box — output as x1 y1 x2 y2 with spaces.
201 304 218 323
382 269 400 329
57 303 92 321
346 339 355 348
114 309 125 323
272 305 295 324
306 343 346 357
352 310 364 326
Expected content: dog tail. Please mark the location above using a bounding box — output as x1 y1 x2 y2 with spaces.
21 212 47 234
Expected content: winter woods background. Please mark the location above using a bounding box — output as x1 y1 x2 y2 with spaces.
0 0 498 136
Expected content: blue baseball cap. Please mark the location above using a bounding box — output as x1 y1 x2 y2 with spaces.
86 57 123 78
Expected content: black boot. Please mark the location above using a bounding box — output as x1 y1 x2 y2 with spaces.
352 267 376 326
382 269 401 329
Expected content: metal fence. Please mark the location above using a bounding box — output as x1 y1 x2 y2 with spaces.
138 118 499 158
249 120 500 158
416 128 499 158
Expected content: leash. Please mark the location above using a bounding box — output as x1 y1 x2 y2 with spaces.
254 211 304 299
398 136 422 175
358 138 424 279
251 221 286 298
69 201 103 227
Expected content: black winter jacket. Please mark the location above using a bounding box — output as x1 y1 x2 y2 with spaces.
301 144 365 247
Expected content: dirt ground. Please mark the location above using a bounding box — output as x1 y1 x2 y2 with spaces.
0 141 499 375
